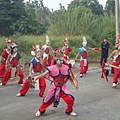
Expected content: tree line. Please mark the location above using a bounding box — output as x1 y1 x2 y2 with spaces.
0 0 116 41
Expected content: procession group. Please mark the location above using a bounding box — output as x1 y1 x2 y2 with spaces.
0 34 120 117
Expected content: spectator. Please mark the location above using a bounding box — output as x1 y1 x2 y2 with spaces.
100 37 110 66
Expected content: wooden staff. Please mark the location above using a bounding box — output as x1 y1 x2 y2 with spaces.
69 69 78 90
105 63 120 69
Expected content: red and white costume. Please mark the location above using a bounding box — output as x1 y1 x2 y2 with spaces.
41 44 51 68
62 46 72 61
79 47 88 76
112 52 120 84
38 64 75 114
1 52 24 85
18 57 46 97
62 37 73 61
0 49 9 78
0 37 12 78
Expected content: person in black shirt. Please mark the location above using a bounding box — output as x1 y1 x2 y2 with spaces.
100 37 110 66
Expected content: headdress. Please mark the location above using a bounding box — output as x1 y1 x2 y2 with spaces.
82 36 87 47
31 44 42 56
46 35 50 43
63 37 69 43
55 51 63 59
6 37 12 44
11 43 17 48
116 34 120 39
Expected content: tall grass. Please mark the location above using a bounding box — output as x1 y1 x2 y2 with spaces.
0 35 110 64
47 6 115 48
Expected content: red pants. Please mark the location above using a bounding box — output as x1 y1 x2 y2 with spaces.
39 91 74 114
0 63 5 78
80 59 88 74
64 55 69 61
112 62 120 83
20 77 46 96
43 54 51 68
2 68 24 85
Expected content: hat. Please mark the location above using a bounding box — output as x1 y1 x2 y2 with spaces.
55 51 63 59
116 34 120 39
6 37 12 44
63 37 69 43
82 36 87 47
11 43 17 48
46 35 50 43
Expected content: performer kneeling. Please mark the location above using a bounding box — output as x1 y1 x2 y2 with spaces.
16 45 46 97
34 51 78 117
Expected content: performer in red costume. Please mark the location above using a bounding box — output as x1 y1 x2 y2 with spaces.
0 43 24 86
0 37 12 79
61 37 76 62
34 51 78 117
115 34 120 49
41 36 54 68
75 37 88 77
16 44 46 97
107 45 120 88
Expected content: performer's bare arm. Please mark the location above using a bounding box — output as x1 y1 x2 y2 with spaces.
41 59 45 72
34 70 49 81
5 54 11 69
50 46 55 53
72 50 77 56
29 63 33 77
0 56 4 64
74 52 79 61
61 46 65 53
107 50 116 65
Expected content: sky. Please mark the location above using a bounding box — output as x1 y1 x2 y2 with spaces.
25 0 107 10
42 0 107 10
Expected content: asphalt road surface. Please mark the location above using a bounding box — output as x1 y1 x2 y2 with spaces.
0 66 120 120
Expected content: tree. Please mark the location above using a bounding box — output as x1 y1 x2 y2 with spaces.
67 0 103 15
0 0 26 36
67 0 81 10
104 0 115 14
11 15 46 35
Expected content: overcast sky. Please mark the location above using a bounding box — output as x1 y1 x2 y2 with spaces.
25 0 107 10
42 0 107 10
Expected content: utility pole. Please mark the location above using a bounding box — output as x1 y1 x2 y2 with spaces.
115 0 120 34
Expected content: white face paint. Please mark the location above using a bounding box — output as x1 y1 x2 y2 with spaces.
82 43 86 47
13 47 17 52
46 42 50 46
36 52 42 58
57 57 64 65
7 46 11 50
65 43 68 46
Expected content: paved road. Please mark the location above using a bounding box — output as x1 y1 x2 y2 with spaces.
0 67 120 120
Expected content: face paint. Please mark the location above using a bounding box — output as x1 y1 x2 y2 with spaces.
7 46 11 50
13 47 17 52
82 43 86 47
65 43 68 46
57 57 64 65
46 42 50 46
36 52 42 58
